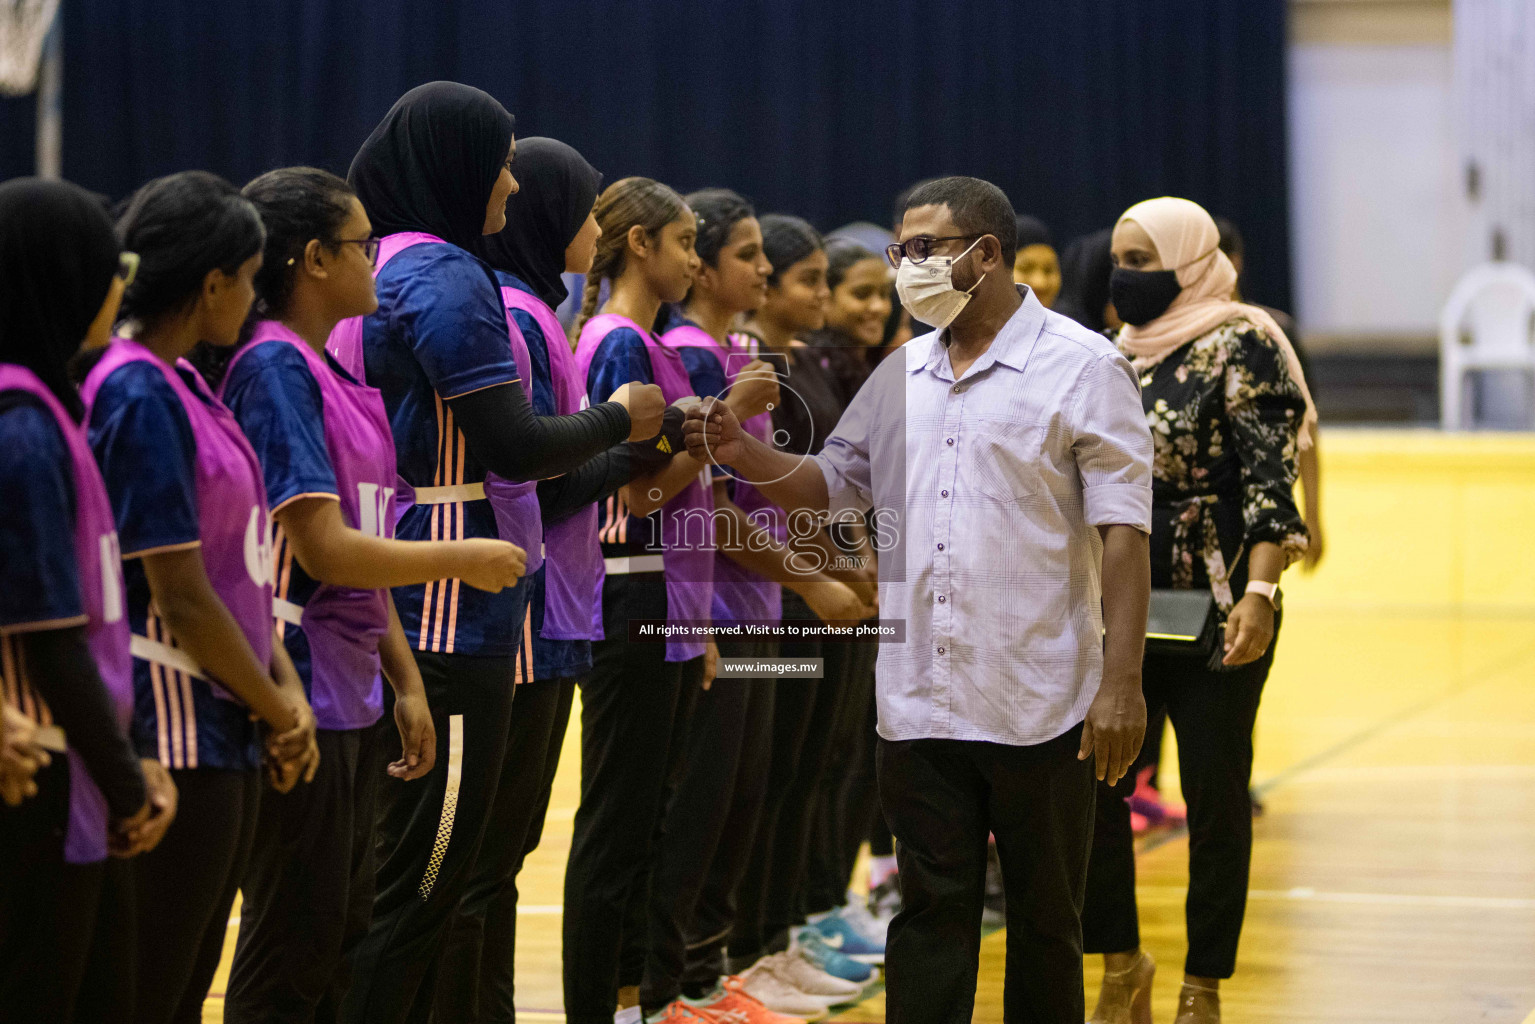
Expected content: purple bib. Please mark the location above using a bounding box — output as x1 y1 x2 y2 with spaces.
660 325 783 624
0 365 132 865
328 233 543 572
223 322 396 731
576 314 714 661
501 286 602 641
82 340 274 698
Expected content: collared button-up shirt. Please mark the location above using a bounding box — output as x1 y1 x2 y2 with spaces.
816 287 1153 747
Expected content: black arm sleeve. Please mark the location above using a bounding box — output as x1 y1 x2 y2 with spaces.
536 406 687 523
21 626 146 818
447 381 631 483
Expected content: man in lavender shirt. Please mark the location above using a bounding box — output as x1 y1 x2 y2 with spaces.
684 177 1153 1022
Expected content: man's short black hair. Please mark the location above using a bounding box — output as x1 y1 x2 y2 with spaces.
892 177 941 230
901 176 1017 257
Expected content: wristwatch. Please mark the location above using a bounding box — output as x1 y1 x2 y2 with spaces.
1245 580 1282 611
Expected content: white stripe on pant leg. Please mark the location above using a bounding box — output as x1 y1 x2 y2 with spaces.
419 713 464 899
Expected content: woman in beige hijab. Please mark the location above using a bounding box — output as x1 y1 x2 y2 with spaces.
1080 198 1312 1024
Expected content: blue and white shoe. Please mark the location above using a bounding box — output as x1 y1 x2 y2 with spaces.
792 927 876 985
806 908 886 965
838 892 890 952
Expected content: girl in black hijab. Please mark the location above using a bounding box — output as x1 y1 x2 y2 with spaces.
339 89 660 1024
473 135 603 307
350 80 519 250
429 139 683 1023
0 178 171 1021
0 179 121 416
1054 227 1121 333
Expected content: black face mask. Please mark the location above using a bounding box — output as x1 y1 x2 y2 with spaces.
1110 267 1182 326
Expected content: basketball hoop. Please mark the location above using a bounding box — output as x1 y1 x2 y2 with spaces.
0 0 61 96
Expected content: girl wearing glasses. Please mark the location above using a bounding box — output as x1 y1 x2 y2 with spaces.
205 166 524 1024
79 170 320 1024
0 178 174 1021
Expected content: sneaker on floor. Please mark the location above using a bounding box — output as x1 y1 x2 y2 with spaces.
616 1007 644 1024
737 958 839 1018
838 891 889 949
643 1001 716 1024
866 874 901 930
792 928 876 984
1128 765 1187 829
688 976 809 1024
768 948 864 1000
805 909 885 964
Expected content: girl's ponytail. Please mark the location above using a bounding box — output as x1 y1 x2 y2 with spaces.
567 176 686 345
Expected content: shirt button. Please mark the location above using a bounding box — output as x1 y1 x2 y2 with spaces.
952 384 963 393
936 543 944 551
937 595 946 603
937 646 946 654
941 489 949 498
946 437 955 446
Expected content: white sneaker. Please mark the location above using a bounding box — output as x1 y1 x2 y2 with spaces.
737 960 837 1018
615 1006 644 1024
769 950 863 1000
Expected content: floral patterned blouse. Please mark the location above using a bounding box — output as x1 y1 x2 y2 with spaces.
1118 318 1309 617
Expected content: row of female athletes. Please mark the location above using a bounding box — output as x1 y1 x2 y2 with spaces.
0 80 907 1024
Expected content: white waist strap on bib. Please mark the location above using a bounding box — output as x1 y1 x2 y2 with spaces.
604 554 665 575
273 598 305 627
130 633 208 681
413 483 487 504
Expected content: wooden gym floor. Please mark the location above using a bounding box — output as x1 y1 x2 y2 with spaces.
204 430 1535 1023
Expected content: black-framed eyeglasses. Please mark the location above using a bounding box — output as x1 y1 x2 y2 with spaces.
885 234 982 268
331 235 382 266
117 250 140 287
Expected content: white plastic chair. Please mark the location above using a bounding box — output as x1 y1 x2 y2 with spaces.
1439 262 1535 429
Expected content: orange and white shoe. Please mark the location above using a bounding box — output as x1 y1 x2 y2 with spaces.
688 976 808 1024
642 1001 715 1024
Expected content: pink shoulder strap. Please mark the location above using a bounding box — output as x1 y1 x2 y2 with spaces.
574 313 647 379
499 285 569 353
659 322 719 351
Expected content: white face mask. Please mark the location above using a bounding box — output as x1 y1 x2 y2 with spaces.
894 237 984 330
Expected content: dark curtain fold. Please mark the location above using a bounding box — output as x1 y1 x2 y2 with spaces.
0 0 1291 309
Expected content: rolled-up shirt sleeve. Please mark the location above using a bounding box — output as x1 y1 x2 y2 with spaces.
816 380 875 516
1069 351 1153 532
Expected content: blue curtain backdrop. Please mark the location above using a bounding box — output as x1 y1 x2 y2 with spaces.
0 0 1293 309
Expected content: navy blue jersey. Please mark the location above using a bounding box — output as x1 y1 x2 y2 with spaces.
0 395 84 633
87 361 258 769
364 242 523 656
220 340 336 690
